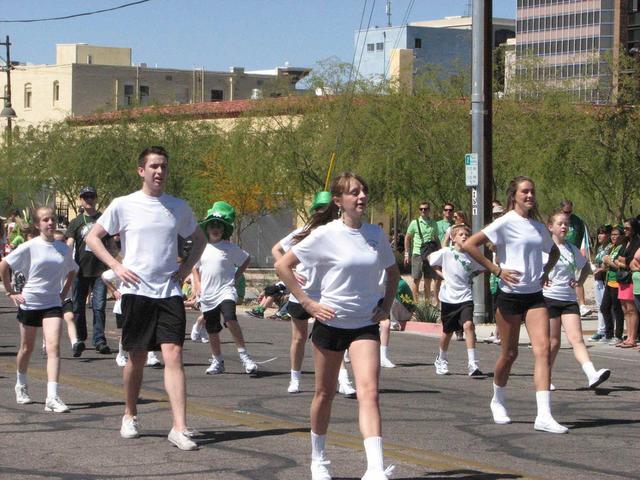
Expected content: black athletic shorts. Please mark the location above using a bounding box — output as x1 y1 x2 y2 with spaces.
203 300 237 334
311 321 380 352
120 294 186 351
287 301 311 320
496 289 546 317
17 306 63 327
61 299 73 315
115 313 124 329
544 297 580 318
441 301 474 334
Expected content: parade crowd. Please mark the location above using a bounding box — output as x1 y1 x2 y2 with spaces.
1 147 637 480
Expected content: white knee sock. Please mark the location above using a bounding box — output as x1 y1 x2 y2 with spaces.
438 348 448 361
338 368 349 384
47 382 58 399
118 341 124 355
536 390 551 417
492 383 506 404
581 361 597 379
467 348 476 363
16 371 27 386
380 345 388 359
364 436 384 472
311 431 326 461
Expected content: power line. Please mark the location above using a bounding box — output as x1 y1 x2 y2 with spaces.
384 0 415 79
0 0 151 23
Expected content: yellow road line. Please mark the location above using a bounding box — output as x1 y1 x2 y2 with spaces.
0 359 540 479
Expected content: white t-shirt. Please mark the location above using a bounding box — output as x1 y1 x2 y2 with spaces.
196 241 249 311
291 219 395 329
482 210 554 294
98 190 197 299
429 246 484 304
280 227 322 303
4 237 78 310
101 269 123 314
543 242 586 302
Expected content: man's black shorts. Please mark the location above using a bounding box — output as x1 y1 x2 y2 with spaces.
544 297 580 319
203 300 237 334
496 289 546 317
17 307 63 327
287 301 312 320
311 321 379 352
440 301 474 334
120 294 186 351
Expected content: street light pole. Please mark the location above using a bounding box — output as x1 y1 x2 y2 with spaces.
0 35 16 147
471 1 493 324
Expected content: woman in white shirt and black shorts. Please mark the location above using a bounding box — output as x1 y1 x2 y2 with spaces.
0 206 78 413
462 176 568 434
276 172 400 480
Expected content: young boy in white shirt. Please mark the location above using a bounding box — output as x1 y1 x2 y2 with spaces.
428 224 485 376
192 201 256 375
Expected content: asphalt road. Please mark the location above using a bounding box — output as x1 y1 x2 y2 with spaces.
0 295 638 480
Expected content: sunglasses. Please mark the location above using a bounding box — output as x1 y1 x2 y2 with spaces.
419 207 430 211
81 194 96 199
444 208 453 212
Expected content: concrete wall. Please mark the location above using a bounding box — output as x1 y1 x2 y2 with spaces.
56 44 131 66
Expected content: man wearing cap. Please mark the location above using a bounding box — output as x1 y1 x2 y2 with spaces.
85 146 206 451
65 186 109 356
560 199 591 316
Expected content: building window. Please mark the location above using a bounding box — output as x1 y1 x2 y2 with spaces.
87 55 93 64
414 38 422 48
124 84 134 105
210 89 223 102
367 43 375 52
376 42 384 51
24 83 32 109
139 85 150 105
53 81 60 103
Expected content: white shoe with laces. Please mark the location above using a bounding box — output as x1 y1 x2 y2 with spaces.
287 378 300 394
467 361 482 376
120 415 140 438
168 428 199 450
116 351 128 367
490 399 511 424
145 351 162 368
434 356 449 375
588 369 611 389
361 465 395 479
15 384 32 404
310 459 332 480
534 415 569 434
240 354 258 374
44 396 70 413
338 379 356 398
205 357 225 375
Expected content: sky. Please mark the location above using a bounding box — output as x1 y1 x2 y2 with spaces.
1 0 517 72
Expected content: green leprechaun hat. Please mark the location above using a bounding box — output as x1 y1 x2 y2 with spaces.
309 191 332 213
199 201 235 239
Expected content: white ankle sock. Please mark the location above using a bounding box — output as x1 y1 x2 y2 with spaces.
364 436 384 472
439 348 448 361
311 431 326 461
467 348 476 363
291 370 301 381
581 361 597 379
47 382 58 399
492 383 505 404
536 390 551 417
338 368 349 383
16 371 27 386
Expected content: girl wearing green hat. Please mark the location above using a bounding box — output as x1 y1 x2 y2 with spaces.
192 202 256 375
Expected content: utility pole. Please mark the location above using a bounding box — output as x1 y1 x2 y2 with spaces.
470 1 493 324
386 0 392 27
0 35 16 146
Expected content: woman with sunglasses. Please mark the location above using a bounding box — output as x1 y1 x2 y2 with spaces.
614 219 640 347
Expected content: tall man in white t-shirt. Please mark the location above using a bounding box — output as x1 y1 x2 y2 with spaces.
86 146 206 451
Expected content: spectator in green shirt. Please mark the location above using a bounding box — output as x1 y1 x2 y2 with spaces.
560 199 590 315
404 201 440 304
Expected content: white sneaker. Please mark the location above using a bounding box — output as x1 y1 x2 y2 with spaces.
380 356 396 368
15 384 32 404
146 351 162 368
588 368 611 389
287 378 300 394
205 357 225 375
116 351 128 367
343 350 350 363
361 465 395 480
44 396 70 413
200 329 209 343
120 415 140 438
550 383 556 391
579 305 592 317
490 399 511 424
467 361 483 376
190 323 201 342
434 356 449 375
485 333 497 343
310 459 332 480
168 428 199 450
534 415 569 434
338 379 356 398
241 354 258 374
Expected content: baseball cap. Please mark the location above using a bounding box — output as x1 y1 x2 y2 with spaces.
79 186 97 197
